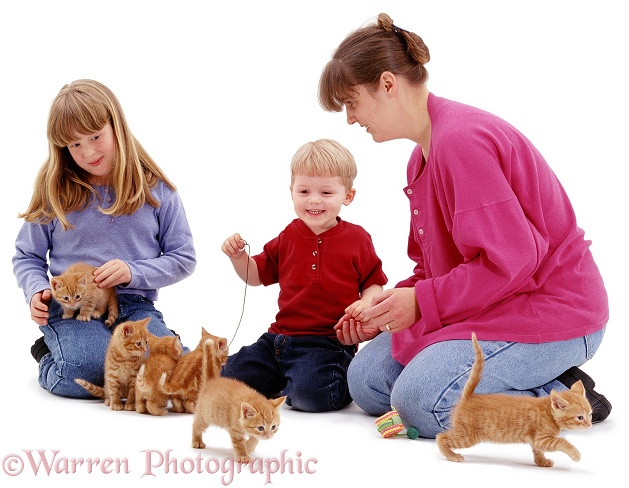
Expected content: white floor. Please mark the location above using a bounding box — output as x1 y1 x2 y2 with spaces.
1 326 624 488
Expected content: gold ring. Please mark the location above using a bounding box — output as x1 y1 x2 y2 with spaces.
385 323 391 331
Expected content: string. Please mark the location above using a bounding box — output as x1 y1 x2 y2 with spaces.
228 240 250 347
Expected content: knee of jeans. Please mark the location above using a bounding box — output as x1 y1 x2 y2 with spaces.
40 356 105 399
392 385 453 439
286 382 348 413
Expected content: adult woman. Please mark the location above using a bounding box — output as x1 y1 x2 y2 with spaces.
321 13 611 437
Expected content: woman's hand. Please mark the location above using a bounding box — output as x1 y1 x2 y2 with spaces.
364 287 420 333
30 289 52 326
94 259 131 288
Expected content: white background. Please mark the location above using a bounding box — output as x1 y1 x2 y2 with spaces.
1 1 626 487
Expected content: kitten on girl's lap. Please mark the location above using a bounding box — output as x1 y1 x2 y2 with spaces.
51 261 118 327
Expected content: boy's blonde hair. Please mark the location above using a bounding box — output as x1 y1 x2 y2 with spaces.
290 139 357 191
19 79 175 230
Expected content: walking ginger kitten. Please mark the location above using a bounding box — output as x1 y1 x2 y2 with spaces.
436 333 592 467
136 334 183 415
191 336 286 463
51 261 118 327
74 318 150 410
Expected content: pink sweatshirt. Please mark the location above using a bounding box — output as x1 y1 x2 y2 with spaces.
392 94 608 366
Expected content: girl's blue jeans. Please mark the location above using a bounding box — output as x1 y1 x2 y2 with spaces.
222 332 356 412
348 328 605 438
38 294 183 398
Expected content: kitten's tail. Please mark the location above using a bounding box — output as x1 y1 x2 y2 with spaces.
200 337 228 384
461 333 484 400
158 371 179 395
105 293 119 327
135 364 148 393
201 338 217 385
74 378 106 398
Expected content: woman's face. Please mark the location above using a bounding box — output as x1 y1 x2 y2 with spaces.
343 83 398 143
66 122 115 186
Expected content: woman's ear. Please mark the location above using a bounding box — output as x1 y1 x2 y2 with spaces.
380 71 397 96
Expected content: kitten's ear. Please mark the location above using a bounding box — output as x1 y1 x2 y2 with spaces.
550 390 570 411
241 402 258 418
51 278 62 290
202 327 210 336
271 396 287 409
570 380 586 396
121 323 135 337
137 317 152 330
77 273 88 285
217 338 228 352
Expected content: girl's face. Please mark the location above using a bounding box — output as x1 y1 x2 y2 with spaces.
291 174 355 235
67 122 115 186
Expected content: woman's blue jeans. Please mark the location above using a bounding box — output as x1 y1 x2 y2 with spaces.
38 294 183 398
348 328 605 438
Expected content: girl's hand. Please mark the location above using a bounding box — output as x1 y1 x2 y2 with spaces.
334 315 380 345
363 287 420 333
222 233 247 260
94 259 131 288
30 289 52 326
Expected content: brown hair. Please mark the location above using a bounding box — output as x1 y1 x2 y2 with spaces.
290 139 357 191
319 13 430 112
19 79 175 230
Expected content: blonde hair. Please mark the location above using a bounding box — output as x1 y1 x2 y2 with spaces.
290 139 357 191
319 13 430 112
19 79 175 230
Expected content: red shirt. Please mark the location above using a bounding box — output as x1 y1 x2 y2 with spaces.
392 94 609 365
253 218 387 337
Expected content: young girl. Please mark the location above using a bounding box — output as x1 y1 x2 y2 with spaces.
13 79 196 399
320 14 611 435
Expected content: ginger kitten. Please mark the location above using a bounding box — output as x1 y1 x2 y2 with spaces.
191 337 286 463
158 327 213 413
74 317 151 411
436 333 592 467
51 261 118 327
136 334 183 416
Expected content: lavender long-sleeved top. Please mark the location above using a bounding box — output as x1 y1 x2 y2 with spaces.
392 94 608 366
13 181 196 305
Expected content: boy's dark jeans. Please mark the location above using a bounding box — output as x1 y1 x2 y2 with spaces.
222 332 356 412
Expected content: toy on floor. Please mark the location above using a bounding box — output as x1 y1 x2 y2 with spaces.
375 408 419 439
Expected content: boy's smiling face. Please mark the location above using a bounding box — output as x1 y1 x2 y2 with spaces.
290 174 355 235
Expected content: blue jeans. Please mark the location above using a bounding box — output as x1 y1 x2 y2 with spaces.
348 328 605 438
38 294 184 398
222 332 356 412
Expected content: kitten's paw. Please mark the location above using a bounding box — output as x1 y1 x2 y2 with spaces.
192 440 206 449
110 402 124 411
124 402 136 411
535 458 554 468
448 454 464 462
105 319 115 327
236 456 251 464
62 313 74 320
76 314 90 322
569 450 581 462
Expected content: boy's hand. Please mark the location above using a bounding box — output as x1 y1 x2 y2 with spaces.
334 315 380 345
222 233 247 259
